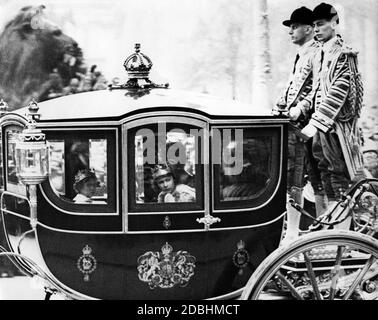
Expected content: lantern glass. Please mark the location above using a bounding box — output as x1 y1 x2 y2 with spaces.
16 141 49 184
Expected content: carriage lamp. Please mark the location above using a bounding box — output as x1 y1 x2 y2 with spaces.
15 100 49 229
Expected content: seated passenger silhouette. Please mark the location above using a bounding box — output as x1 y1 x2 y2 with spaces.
153 164 196 203
73 169 99 204
142 165 159 203
168 161 195 188
165 141 195 188
222 153 268 201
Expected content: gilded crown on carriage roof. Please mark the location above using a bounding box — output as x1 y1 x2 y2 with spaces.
123 43 153 79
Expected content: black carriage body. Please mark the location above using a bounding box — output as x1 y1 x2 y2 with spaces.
0 88 288 299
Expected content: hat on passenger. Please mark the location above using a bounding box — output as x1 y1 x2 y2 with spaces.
283 6 314 27
74 169 97 192
313 3 339 22
152 164 173 181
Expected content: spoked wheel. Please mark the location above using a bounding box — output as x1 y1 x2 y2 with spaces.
352 191 378 236
241 230 378 300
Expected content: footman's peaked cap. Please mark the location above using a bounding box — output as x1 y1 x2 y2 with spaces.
313 3 338 22
283 6 314 27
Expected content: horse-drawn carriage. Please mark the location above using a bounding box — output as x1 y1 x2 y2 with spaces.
0 45 377 300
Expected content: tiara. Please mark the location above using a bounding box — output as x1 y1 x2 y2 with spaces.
152 164 172 180
74 169 97 186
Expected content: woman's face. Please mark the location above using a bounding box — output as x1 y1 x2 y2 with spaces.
78 178 97 198
156 175 175 193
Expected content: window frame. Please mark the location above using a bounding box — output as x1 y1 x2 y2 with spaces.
4 125 27 196
40 127 119 215
125 117 207 214
212 125 282 212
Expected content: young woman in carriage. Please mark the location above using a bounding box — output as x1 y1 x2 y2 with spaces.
152 164 196 203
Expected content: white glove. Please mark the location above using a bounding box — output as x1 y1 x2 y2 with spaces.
301 123 318 138
272 97 287 116
289 106 302 121
272 105 285 116
164 193 176 203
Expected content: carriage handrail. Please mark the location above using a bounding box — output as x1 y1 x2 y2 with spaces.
1 190 39 229
1 191 34 273
1 190 32 223
289 182 370 229
1 190 31 207
0 192 69 298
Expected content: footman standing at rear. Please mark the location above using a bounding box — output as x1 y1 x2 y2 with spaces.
301 3 365 226
274 7 324 243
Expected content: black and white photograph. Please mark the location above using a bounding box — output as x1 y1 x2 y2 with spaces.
0 0 377 305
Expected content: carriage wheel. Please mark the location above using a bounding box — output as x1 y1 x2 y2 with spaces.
241 230 378 300
351 191 378 237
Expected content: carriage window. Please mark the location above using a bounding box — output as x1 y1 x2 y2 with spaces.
6 131 27 196
135 129 197 204
49 140 65 195
213 127 280 209
221 136 271 201
46 136 109 204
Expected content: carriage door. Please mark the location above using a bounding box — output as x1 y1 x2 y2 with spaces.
204 124 284 297
123 116 213 299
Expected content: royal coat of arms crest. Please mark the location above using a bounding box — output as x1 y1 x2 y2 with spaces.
77 245 97 282
137 242 196 289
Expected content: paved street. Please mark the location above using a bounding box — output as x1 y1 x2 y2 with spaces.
0 276 64 300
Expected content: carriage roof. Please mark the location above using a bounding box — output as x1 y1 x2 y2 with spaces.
16 88 274 122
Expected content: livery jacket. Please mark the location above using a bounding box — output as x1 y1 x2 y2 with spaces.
278 39 319 117
304 35 363 133
303 35 365 180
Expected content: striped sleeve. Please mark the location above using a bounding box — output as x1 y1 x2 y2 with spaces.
310 54 351 132
297 79 313 117
301 55 316 109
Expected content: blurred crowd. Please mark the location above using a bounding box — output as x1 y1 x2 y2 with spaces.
360 105 378 178
38 65 113 101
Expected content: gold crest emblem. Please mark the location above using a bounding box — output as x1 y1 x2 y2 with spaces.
137 242 196 289
77 245 97 282
232 240 250 275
